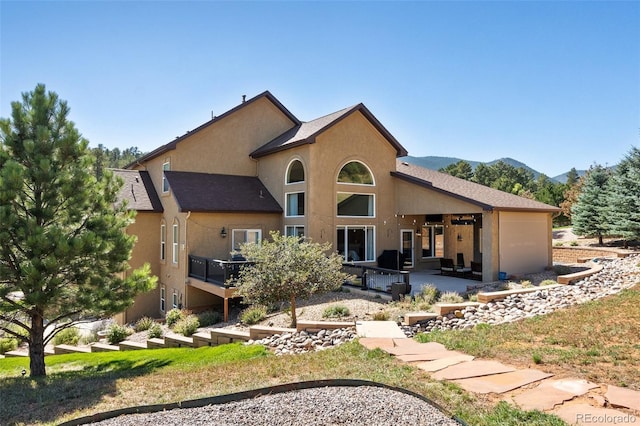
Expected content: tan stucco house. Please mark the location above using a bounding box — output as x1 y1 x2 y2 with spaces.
113 91 560 323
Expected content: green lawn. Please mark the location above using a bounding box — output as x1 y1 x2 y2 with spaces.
5 284 638 425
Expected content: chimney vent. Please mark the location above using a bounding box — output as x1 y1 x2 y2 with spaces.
242 95 246 103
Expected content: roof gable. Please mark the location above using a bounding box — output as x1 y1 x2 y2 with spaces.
251 104 408 158
164 171 282 213
393 160 561 212
112 169 163 212
127 91 300 168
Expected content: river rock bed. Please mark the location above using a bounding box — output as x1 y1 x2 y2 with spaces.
247 327 357 355
401 256 639 337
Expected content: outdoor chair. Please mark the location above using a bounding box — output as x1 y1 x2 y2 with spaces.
471 261 483 280
440 258 455 276
456 253 472 277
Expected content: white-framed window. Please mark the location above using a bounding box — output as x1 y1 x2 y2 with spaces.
160 223 166 261
232 229 262 251
337 226 375 262
172 291 178 309
286 159 305 184
162 161 170 193
337 161 374 185
172 222 179 264
160 287 166 312
337 193 375 217
421 225 445 258
285 225 305 238
285 192 305 217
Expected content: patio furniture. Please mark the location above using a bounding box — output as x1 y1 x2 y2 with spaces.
440 258 455 276
471 261 483 280
456 253 472 277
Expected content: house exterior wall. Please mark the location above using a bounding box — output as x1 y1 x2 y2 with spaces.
115 212 162 324
498 211 554 276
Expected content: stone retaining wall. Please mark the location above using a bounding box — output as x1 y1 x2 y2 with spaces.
552 246 636 264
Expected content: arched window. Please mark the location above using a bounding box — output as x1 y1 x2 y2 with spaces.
286 160 305 184
337 161 374 185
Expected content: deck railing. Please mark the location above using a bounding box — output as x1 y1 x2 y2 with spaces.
342 263 410 293
188 255 253 287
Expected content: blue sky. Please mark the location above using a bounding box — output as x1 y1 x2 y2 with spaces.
1 1 638 177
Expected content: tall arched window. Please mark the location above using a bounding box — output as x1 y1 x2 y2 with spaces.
286 160 305 184
337 161 374 185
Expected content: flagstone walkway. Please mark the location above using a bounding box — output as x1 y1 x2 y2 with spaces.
356 321 640 426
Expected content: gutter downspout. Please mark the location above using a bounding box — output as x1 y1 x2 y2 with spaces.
184 211 191 309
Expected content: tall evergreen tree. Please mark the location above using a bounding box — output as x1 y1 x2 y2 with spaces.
607 146 640 247
439 160 473 180
0 85 156 376
571 165 611 245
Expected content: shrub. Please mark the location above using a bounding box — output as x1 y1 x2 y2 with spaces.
173 315 200 336
372 310 390 321
53 327 80 346
540 279 558 286
197 310 222 327
240 305 267 325
438 291 464 304
134 316 156 332
532 353 543 364
147 323 163 339
520 280 533 288
417 284 439 305
554 242 564 247
106 324 132 344
322 304 351 318
165 308 185 328
0 337 18 354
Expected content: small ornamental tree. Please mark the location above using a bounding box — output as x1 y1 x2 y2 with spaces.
234 231 348 327
571 164 611 245
0 85 156 377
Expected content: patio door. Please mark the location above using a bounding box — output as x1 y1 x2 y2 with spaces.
400 229 414 268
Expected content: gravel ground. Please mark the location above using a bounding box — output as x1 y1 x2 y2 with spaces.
90 386 461 426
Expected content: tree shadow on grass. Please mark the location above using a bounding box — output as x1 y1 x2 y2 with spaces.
0 358 171 425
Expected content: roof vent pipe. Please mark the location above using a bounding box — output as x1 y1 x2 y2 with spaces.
242 95 246 103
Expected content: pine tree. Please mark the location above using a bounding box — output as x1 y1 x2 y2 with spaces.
607 147 640 247
0 85 156 376
571 165 611 245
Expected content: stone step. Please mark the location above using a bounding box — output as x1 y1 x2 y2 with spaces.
146 338 166 349
164 334 194 348
403 312 438 326
192 332 214 347
90 343 120 352
476 285 563 303
296 320 353 333
53 344 91 355
119 340 148 350
3 350 29 357
210 329 250 345
249 326 296 340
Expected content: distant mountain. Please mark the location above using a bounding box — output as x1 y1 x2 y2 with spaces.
400 156 596 184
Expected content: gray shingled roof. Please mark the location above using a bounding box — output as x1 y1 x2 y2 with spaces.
251 103 408 158
393 160 561 212
112 169 163 212
164 171 282 213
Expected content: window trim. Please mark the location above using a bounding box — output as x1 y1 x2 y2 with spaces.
162 161 170 193
336 192 375 218
337 160 375 186
285 225 305 238
336 225 376 263
172 222 179 264
160 223 166 261
160 287 166 312
285 159 305 185
172 291 178 309
285 191 305 217
421 224 445 259
232 229 262 252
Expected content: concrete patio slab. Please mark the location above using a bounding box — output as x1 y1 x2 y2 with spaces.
431 360 516 381
605 385 640 413
357 337 396 351
414 354 475 372
554 403 637 425
511 380 598 411
355 321 406 339
453 369 553 394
